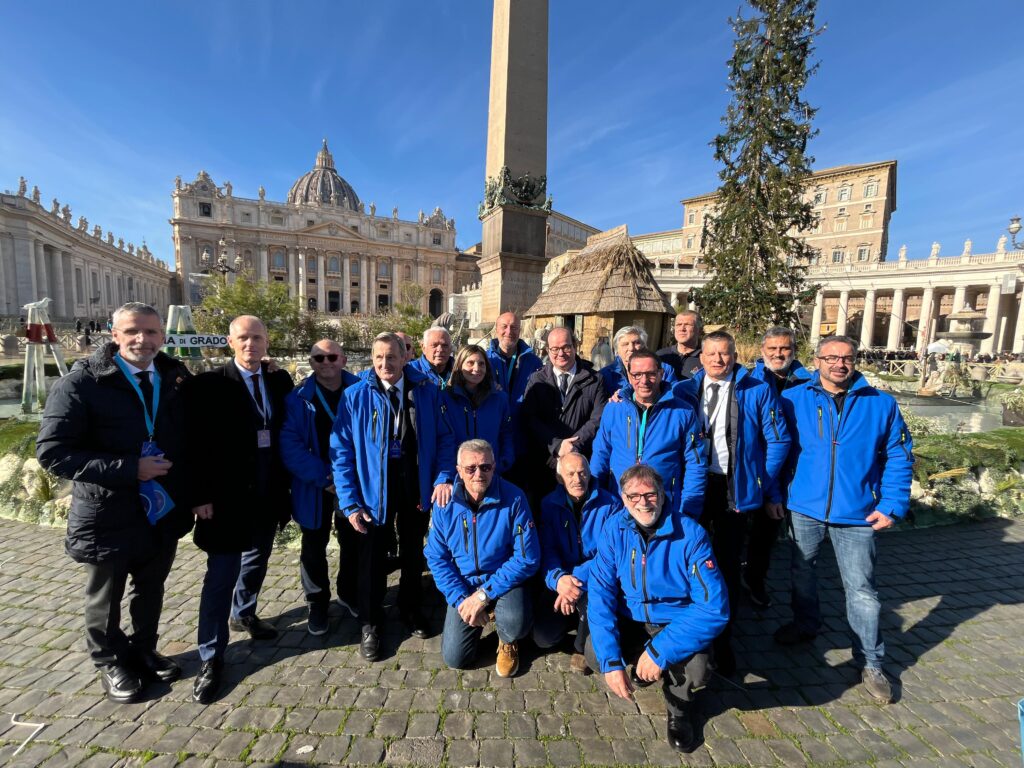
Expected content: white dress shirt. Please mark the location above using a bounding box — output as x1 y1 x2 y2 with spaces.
703 378 731 475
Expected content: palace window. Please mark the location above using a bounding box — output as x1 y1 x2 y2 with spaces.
864 203 873 212
403 265 412 280
686 236 694 249
198 202 212 218
271 215 284 225
838 185 851 202
687 212 695 225
241 212 252 223
431 266 442 283
306 219 315 227
378 261 390 278
432 235 442 245
833 218 847 233
860 215 873 229
328 256 340 273
271 250 286 270
350 260 360 277
831 249 845 263
857 246 870 261
864 180 878 197
75 268 84 302
813 189 827 205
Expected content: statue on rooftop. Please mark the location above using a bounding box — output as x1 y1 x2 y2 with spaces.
17 177 27 196
61 204 71 223
997 234 1007 254
50 198 59 214
930 242 941 258
258 185 265 201
31 186 40 204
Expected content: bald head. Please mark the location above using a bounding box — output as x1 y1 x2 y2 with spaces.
309 339 346 389
228 315 268 372
495 312 521 355
556 451 590 501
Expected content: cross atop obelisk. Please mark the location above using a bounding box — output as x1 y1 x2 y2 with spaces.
477 0 550 321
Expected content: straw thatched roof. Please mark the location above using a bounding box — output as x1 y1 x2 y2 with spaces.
525 225 673 317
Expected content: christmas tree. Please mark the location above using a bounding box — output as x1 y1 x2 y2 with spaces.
693 0 821 335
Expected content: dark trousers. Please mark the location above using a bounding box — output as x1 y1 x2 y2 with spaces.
197 522 276 662
82 541 178 669
533 590 589 652
698 473 745 651
583 618 709 715
745 505 785 589
441 585 532 669
299 494 357 608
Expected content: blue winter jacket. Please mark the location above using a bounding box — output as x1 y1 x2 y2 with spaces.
750 359 813 391
330 365 455 523
588 509 729 672
590 384 707 517
781 372 915 525
486 339 543 452
598 356 677 398
441 385 515 474
425 476 540 606
674 365 791 510
280 372 359 530
539 483 621 593
410 354 453 388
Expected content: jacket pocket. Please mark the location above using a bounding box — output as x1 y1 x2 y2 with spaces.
770 408 781 440
691 563 709 602
630 548 637 589
517 524 525 557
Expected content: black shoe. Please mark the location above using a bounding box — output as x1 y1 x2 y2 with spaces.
713 640 736 679
629 666 655 689
229 615 278 639
100 665 142 704
307 604 329 636
360 627 380 661
666 708 697 753
135 649 181 683
402 611 431 639
773 622 816 646
746 580 773 608
192 659 223 704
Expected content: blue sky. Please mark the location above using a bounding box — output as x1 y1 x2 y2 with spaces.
2 1 1021 268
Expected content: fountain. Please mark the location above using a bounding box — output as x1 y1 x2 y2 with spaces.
933 305 991 357
916 305 991 398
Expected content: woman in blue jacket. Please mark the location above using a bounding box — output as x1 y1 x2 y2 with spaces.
443 345 515 473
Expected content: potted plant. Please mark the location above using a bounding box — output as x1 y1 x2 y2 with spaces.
1001 388 1024 427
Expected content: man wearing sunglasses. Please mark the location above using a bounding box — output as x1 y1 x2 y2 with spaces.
281 340 359 636
426 439 539 678
775 336 914 704
588 464 728 753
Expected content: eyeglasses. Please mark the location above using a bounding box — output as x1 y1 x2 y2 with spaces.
548 345 573 355
459 463 494 475
311 353 340 363
628 371 660 380
816 355 856 365
624 492 659 504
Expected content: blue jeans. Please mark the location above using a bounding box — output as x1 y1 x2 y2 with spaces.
441 585 532 669
789 512 883 668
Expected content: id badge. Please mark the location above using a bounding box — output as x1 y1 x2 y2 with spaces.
257 429 272 449
389 439 403 459
700 437 712 460
141 441 161 457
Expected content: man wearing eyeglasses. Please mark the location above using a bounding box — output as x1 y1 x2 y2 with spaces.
410 327 453 387
521 327 608 505
598 325 677 397
775 336 914 704
588 464 728 753
590 350 706 517
425 439 540 678
281 340 359 636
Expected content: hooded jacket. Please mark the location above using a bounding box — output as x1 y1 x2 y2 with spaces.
441 384 515 473
538 483 621 592
673 364 791 510
588 508 729 672
425 476 540 606
781 371 914 525
280 371 359 530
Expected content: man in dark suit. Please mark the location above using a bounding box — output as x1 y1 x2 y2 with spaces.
185 314 294 703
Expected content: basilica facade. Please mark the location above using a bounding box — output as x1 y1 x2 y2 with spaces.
170 140 480 317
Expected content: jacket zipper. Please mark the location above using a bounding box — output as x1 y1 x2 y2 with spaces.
689 432 705 465
629 548 637 589
517 524 525 557
900 429 912 460
639 540 652 623
464 406 471 437
770 408 781 440
823 395 841 522
373 408 385 518
691 563 709 601
462 517 469 550
627 414 632 450
471 514 480 571
816 406 823 438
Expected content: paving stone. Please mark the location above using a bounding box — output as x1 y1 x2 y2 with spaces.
478 739 514 768
312 734 351 765
512 739 547 767
247 732 288 762
545 739 581 766
384 737 444 766
446 738 479 768
373 711 408 738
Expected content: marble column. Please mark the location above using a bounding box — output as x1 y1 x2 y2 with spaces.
809 291 824 345
918 286 935 350
13 236 36 307
1013 290 1024 354
343 256 352 314
288 248 298 298
316 253 326 312
49 248 66 319
886 288 905 351
836 290 850 337
259 245 269 282
360 255 369 313
0 236 9 316
297 250 306 309
981 283 1001 355
860 289 876 349
34 241 49 301
952 284 966 314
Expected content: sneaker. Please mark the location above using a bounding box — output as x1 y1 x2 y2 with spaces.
307 604 328 636
747 580 772 608
495 641 520 678
861 668 893 703
569 653 589 674
773 622 816 646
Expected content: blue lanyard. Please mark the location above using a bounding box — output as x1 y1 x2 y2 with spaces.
313 383 341 419
635 401 650 461
114 354 160 440
504 352 518 390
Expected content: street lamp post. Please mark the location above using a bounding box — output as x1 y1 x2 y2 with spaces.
1009 216 1023 251
201 237 244 281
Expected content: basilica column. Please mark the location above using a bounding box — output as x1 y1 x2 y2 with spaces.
49 248 67 319
886 288 905 351
259 245 269 282
34 241 49 301
952 284 966 314
1013 288 1024 354
288 248 298 299
343 256 352 314
13 236 36 306
836 290 850 337
981 283 1001 355
360 254 369 313
860 289 876 349
809 290 824 345
316 253 326 312
297 249 306 310
0 236 10 316
918 286 935 350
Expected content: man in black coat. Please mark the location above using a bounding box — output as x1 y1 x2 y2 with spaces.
656 310 703 380
184 315 294 703
521 327 608 507
37 302 194 704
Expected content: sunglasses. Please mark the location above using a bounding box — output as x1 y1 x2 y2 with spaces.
460 463 494 475
311 353 340 363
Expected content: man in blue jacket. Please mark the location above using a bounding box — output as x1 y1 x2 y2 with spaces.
776 336 914 704
533 452 620 671
486 312 543 471
674 331 791 677
426 439 539 678
331 332 455 661
588 464 728 753
280 339 359 636
409 327 453 387
590 350 706 517
598 325 677 397
745 326 812 608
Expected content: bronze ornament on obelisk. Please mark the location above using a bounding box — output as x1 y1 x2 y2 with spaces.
477 0 551 321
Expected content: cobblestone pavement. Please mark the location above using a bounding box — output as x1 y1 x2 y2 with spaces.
0 515 1021 767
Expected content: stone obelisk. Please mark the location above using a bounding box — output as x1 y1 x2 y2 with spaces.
477 0 550 321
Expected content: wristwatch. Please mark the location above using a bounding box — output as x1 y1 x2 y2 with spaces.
475 589 489 604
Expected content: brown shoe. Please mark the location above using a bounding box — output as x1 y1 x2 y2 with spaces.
495 641 520 678
569 653 589 674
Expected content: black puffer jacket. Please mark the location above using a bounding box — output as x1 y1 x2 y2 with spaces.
36 344 194 564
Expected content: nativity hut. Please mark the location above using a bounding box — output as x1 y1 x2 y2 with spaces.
524 225 674 360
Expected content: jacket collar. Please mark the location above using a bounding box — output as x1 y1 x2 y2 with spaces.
89 343 181 381
808 370 870 395
453 475 503 510
297 372 355 402
616 504 680 539
418 353 452 378
489 338 533 359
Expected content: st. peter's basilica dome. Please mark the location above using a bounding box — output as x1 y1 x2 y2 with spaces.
286 139 361 210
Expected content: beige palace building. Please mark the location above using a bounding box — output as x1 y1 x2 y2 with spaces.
170 140 480 317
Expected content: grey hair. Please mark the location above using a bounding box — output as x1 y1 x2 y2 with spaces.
676 309 702 331
701 330 736 354
112 302 161 327
555 451 590 477
815 335 859 356
458 439 494 463
422 326 451 345
762 326 797 345
618 464 665 499
613 325 648 348
373 332 405 355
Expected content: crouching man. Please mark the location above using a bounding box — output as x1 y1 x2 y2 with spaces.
425 439 539 677
587 465 729 753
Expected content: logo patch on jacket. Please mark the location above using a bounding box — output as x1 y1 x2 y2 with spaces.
704 559 715 570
